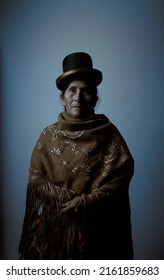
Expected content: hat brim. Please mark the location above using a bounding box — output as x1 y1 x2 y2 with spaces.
56 68 102 90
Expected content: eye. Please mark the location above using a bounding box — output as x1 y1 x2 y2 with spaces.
69 86 77 95
83 87 92 95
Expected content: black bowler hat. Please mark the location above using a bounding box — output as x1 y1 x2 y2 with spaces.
56 52 103 90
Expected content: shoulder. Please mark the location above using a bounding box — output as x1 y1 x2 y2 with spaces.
105 120 134 158
36 121 60 144
42 120 60 135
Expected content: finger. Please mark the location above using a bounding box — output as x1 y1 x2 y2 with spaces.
62 198 76 208
60 205 73 213
61 202 75 213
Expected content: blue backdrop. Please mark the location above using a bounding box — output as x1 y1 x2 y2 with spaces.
1 0 164 259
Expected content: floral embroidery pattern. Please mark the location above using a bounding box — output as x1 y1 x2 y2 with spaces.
34 118 131 189
63 140 80 155
62 130 84 139
51 148 61 156
43 125 61 141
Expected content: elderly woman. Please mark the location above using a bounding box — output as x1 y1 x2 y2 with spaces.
19 52 134 260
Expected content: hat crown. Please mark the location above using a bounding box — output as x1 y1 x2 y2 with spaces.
56 52 102 90
63 52 93 72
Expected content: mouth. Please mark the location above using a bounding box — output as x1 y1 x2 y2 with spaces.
72 104 82 109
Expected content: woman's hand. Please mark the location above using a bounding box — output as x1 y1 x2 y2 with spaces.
60 196 82 213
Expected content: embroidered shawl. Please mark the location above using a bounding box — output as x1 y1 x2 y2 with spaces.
19 112 134 260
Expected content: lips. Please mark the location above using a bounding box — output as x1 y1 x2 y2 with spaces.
72 103 82 108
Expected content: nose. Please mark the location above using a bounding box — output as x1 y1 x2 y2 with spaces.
74 89 82 101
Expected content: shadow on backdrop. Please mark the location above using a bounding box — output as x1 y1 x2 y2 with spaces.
0 49 5 259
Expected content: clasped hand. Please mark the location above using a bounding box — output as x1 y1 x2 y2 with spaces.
60 196 82 214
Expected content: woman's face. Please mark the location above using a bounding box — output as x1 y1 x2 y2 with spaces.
61 80 98 118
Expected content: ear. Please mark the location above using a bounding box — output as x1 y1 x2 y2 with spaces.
60 92 66 106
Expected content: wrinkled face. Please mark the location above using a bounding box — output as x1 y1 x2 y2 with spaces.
61 80 98 118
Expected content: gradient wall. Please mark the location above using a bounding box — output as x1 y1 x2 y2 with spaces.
1 0 164 259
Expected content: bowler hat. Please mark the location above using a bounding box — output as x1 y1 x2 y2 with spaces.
56 52 103 90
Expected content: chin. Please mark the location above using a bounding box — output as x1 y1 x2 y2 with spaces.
70 109 84 118
68 108 92 118
71 113 83 119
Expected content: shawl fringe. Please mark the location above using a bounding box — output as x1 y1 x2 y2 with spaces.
19 180 89 259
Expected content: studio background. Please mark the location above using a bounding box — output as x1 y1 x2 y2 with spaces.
1 0 164 259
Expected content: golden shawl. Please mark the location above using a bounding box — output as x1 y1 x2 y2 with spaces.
19 112 134 259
